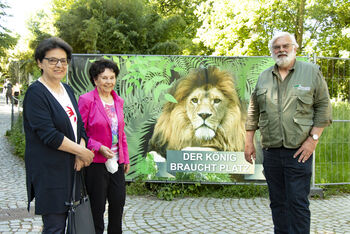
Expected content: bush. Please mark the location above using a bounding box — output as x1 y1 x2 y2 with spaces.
127 182 269 201
5 114 25 159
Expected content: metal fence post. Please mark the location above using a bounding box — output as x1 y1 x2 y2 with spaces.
308 53 324 197
11 96 14 129
312 53 317 189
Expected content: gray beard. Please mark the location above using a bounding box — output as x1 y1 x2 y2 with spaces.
273 51 296 68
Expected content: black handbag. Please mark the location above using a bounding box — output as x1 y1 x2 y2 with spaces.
66 171 95 234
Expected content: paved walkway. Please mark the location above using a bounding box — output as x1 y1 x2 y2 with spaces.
0 93 349 233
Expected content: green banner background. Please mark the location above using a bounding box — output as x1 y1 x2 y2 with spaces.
68 54 308 183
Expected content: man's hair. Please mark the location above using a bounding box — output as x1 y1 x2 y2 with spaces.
34 37 72 62
268 32 299 54
89 59 120 86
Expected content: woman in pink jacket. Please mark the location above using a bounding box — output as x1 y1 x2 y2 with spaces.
78 59 130 234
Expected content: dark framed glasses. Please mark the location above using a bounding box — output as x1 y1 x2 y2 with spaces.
43 57 70 66
272 43 294 51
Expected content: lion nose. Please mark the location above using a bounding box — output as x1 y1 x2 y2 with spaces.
198 113 212 120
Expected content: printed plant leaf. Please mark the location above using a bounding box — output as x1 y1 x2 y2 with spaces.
164 93 177 103
126 86 133 94
154 83 171 102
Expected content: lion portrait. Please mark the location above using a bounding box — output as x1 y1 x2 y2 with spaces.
149 66 246 157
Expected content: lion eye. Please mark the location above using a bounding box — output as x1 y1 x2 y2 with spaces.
191 98 198 104
213 98 221 104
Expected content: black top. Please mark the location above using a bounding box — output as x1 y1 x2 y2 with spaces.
6 83 12 94
23 80 87 215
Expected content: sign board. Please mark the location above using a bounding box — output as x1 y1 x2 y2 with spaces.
69 54 307 183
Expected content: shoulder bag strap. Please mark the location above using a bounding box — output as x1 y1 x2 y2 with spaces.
79 169 88 197
65 170 77 207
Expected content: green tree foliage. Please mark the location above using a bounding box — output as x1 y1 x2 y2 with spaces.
27 10 54 51
11 10 54 83
147 0 209 54
24 0 350 57
307 0 350 57
53 0 196 55
0 1 17 57
9 50 42 85
195 0 350 57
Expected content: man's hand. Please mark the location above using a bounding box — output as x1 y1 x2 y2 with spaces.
293 137 318 163
124 164 130 174
244 131 256 164
99 145 115 159
244 141 256 164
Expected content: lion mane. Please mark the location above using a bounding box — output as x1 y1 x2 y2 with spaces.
149 66 246 157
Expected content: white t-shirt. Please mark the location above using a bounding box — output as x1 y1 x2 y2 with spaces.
39 78 78 142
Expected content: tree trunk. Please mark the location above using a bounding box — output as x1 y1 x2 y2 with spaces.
295 0 306 54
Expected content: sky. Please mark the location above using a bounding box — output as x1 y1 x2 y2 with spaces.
6 0 51 36
4 0 51 51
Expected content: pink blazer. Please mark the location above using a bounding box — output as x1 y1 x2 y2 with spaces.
78 87 129 164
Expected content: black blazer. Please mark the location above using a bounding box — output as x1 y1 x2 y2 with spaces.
23 80 87 215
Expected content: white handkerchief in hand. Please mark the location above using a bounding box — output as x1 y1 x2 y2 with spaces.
105 156 118 174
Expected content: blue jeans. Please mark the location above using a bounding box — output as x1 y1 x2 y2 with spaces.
263 147 312 234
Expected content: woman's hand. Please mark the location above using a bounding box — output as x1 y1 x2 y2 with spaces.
99 145 115 159
124 164 130 174
58 137 94 168
74 158 85 171
76 147 94 167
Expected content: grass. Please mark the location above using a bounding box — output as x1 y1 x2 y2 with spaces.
321 184 350 197
315 101 350 184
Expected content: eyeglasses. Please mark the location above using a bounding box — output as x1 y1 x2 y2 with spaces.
272 43 294 51
43 57 70 66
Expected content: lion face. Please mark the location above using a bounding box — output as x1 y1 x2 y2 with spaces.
149 66 246 156
186 87 228 141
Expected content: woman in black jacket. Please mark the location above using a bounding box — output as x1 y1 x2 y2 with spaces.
23 37 94 233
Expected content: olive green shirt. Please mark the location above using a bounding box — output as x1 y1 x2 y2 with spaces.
245 60 332 149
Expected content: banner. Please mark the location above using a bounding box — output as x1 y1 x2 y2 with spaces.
68 54 307 183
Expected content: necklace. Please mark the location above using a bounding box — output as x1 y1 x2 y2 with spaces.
39 77 64 97
99 94 113 104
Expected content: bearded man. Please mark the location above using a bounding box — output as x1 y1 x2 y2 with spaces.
244 32 332 234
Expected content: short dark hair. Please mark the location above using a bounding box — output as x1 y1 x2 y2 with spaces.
34 37 73 62
89 59 120 86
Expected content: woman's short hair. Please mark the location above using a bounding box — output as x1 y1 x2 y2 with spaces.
89 59 120 86
34 37 72 62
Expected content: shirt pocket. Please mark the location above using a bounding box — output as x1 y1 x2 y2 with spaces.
296 95 313 113
294 89 313 116
292 118 313 145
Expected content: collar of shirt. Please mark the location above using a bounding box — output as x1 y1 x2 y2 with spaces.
272 62 296 74
271 60 297 81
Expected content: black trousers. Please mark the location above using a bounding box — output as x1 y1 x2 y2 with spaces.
263 147 312 234
14 91 19 105
6 92 12 104
42 213 67 234
85 163 126 234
